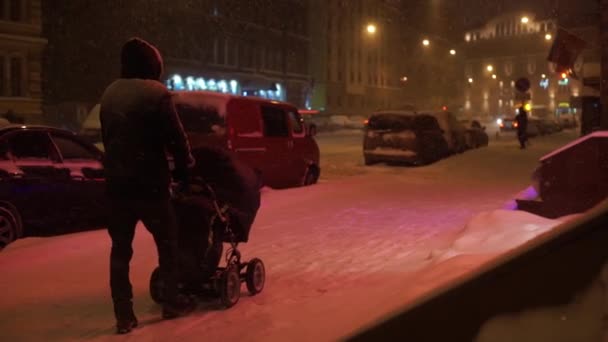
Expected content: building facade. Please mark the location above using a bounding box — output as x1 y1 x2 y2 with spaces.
43 0 309 130
309 0 406 115
462 12 581 119
0 0 46 123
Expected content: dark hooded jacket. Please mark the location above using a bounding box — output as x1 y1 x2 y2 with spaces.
515 108 528 135
100 38 193 199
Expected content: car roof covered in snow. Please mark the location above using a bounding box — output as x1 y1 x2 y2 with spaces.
172 91 296 117
371 110 417 117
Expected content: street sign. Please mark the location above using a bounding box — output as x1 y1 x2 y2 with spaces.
515 77 531 93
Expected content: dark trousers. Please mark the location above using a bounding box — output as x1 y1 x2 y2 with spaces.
518 131 527 149
108 198 180 312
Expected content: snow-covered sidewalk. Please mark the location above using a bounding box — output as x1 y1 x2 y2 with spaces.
0 131 579 341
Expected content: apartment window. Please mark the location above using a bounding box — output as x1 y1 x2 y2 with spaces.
0 56 4 96
0 0 24 22
9 56 23 97
216 38 226 65
225 40 235 66
9 0 20 21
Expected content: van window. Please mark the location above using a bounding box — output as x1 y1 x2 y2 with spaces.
261 106 289 137
414 115 441 131
175 103 226 135
368 114 414 130
287 111 304 135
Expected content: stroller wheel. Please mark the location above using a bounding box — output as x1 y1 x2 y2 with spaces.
219 265 241 308
246 258 265 295
150 266 165 304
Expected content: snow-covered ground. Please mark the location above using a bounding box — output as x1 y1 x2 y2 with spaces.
0 130 581 341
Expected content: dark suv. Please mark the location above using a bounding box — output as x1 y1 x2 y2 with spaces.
363 111 449 165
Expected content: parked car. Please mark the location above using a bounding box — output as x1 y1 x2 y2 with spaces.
498 117 518 132
81 92 321 189
298 109 319 136
363 111 449 165
0 125 106 249
498 117 540 137
460 120 489 148
426 111 468 153
535 118 562 135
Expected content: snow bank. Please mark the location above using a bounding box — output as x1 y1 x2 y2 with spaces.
432 210 577 262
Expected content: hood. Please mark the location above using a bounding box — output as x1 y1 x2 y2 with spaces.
120 37 163 80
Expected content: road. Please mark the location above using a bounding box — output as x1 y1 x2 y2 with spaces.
0 130 577 341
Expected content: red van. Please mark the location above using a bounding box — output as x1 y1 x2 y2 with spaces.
172 91 320 189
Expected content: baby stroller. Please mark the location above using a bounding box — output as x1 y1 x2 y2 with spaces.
149 146 265 308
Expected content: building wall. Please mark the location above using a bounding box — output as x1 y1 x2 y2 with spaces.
0 0 46 123
42 0 310 130
310 0 405 116
463 12 580 119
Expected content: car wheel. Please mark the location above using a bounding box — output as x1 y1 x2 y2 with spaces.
303 166 319 186
0 205 21 250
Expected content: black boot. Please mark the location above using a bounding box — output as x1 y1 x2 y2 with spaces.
162 294 197 320
114 300 138 334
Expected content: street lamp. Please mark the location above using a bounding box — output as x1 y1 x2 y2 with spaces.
468 77 474 83
486 65 494 72
422 39 430 47
521 16 529 24
545 33 552 41
492 74 497 79
401 76 408 82
449 49 456 55
542 74 547 78
366 24 377 35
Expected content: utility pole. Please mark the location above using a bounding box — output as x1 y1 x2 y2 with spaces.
601 0 608 129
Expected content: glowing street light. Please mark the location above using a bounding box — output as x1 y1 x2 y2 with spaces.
492 74 497 79
422 39 430 47
366 24 377 35
468 77 474 83
541 74 547 78
486 65 494 72
521 16 529 24
449 49 456 55
401 76 408 82
545 33 552 41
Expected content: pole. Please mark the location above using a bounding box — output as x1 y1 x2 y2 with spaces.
600 0 608 129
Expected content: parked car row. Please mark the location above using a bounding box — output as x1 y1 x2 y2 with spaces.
363 111 488 166
1 92 322 249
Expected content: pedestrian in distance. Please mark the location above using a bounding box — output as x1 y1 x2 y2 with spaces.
515 106 529 149
100 37 196 334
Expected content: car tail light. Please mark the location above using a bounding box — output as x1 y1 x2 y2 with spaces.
364 119 369 126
